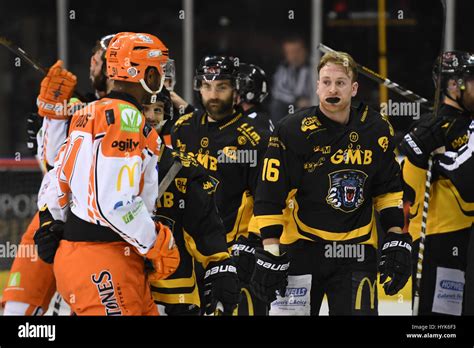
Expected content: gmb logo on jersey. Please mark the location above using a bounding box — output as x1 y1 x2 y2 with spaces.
326 170 367 213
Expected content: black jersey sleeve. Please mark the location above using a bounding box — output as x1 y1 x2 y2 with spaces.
254 118 304 240
182 168 231 269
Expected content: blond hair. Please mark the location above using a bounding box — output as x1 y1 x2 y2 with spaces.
317 51 358 82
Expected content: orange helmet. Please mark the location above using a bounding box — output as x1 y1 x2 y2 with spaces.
106 32 169 94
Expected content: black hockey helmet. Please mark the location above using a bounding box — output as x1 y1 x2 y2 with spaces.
433 50 474 111
237 63 269 104
433 51 474 90
193 55 239 91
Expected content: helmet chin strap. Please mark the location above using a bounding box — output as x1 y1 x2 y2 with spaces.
140 75 165 103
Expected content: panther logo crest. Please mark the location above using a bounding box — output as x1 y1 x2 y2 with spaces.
326 170 367 212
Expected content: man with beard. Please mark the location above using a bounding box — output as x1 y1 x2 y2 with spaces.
251 51 411 315
399 51 474 316
2 34 115 316
141 91 240 316
171 56 270 315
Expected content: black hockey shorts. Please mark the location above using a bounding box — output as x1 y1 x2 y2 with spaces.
411 227 471 315
272 240 378 316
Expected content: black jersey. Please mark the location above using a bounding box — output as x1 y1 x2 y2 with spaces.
241 104 274 133
254 104 403 247
171 109 270 244
150 146 230 306
400 105 473 238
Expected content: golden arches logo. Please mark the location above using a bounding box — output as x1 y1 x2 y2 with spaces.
355 277 376 310
116 162 139 191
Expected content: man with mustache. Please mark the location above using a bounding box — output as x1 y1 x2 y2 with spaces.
171 56 270 315
251 51 411 315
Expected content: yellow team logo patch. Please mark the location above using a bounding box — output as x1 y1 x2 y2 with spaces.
301 116 321 132
200 137 209 148
238 136 247 145
349 132 359 142
174 178 187 194
378 136 389 152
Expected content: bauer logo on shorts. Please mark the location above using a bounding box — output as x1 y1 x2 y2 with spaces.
326 170 367 212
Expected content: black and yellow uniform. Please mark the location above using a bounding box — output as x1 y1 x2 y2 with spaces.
434 121 474 314
254 104 404 315
172 109 269 244
401 104 473 316
150 146 231 315
171 109 270 315
241 104 274 133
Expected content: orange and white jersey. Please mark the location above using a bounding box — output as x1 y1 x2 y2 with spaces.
39 92 162 254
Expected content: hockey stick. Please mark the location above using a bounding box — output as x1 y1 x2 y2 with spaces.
412 0 447 316
157 160 183 200
318 43 433 111
0 36 86 100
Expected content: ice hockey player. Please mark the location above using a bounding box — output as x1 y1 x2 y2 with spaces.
399 51 474 315
2 35 115 316
171 55 270 315
33 32 180 315
237 63 274 132
142 92 240 316
251 50 411 315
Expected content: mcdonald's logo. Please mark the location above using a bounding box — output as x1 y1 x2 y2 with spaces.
116 162 139 191
355 277 376 310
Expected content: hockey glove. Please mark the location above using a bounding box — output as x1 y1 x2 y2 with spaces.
399 117 448 167
26 113 43 155
250 248 290 304
37 60 77 119
33 208 64 264
231 234 262 285
378 232 412 296
203 258 240 315
146 222 180 282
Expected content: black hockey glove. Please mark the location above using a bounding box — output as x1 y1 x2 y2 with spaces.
399 117 447 167
26 113 43 156
250 248 290 304
378 232 412 296
33 207 64 264
231 234 262 285
203 259 241 315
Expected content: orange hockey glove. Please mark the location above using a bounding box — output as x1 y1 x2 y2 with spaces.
146 222 180 282
37 60 77 119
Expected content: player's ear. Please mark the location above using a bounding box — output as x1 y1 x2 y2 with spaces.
351 81 358 97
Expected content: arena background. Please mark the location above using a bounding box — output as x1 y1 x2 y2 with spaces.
0 0 470 315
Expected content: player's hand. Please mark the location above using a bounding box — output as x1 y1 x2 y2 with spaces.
146 222 180 282
399 117 448 165
33 220 64 264
203 258 240 315
37 60 77 119
231 234 262 285
26 113 43 155
378 232 412 296
250 248 290 304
